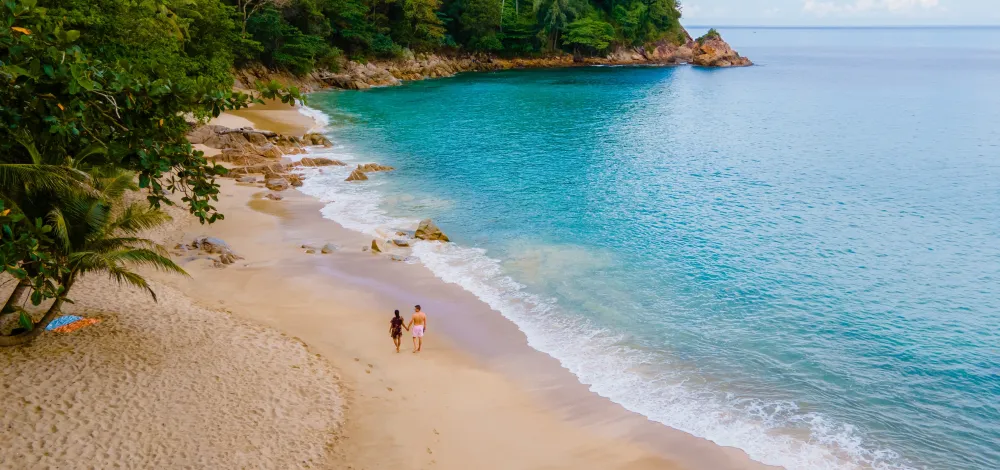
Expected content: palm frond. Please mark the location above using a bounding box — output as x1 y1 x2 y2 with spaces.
46 207 71 253
0 164 91 196
69 248 188 301
107 203 173 235
103 263 157 300
87 237 167 255
72 144 109 169
99 172 138 201
71 248 187 277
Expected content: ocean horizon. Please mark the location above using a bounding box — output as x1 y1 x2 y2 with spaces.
298 26 1000 470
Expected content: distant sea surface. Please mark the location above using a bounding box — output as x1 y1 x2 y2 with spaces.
300 27 1000 470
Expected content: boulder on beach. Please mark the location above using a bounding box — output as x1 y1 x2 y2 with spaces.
285 174 304 187
414 219 449 242
391 239 410 247
303 133 333 147
187 124 230 144
236 176 258 184
230 162 293 177
297 157 346 167
321 243 337 254
257 143 283 159
190 236 233 255
345 169 368 181
266 178 291 191
370 239 382 253
265 192 283 201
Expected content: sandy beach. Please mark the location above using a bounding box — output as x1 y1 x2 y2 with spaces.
0 103 774 470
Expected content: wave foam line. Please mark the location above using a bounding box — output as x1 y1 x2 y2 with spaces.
292 109 914 470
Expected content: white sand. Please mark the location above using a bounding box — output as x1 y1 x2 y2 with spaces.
0 197 343 469
0 109 772 470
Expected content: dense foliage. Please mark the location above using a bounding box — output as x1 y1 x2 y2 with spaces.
29 0 684 80
0 0 299 345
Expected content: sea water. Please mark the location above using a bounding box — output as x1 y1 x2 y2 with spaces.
297 27 1000 470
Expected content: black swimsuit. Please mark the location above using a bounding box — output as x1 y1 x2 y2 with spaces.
390 317 403 338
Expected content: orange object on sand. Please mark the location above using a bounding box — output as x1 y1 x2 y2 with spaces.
52 318 101 333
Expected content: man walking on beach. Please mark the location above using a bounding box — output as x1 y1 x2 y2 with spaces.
407 305 427 353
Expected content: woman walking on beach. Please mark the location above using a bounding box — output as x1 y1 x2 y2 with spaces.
389 310 407 353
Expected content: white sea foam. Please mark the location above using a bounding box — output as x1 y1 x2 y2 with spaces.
298 103 331 132
293 106 914 470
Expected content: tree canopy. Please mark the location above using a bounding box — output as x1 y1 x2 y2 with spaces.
23 0 684 79
1 0 299 345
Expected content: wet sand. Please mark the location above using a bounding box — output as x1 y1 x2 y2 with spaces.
0 102 777 469
161 105 776 469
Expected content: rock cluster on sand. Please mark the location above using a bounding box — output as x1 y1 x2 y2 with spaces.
301 242 338 254
188 125 345 192
415 219 450 242
303 133 333 147
178 236 244 267
299 157 346 167
266 178 291 191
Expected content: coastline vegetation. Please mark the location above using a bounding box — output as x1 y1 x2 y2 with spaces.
32 0 685 81
696 27 720 44
0 0 300 345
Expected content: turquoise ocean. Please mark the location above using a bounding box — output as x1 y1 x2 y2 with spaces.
297 27 1000 470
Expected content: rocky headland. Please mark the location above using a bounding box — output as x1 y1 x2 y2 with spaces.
234 32 750 92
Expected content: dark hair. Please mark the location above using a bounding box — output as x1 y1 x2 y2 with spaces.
414 305 421 311
394 309 400 318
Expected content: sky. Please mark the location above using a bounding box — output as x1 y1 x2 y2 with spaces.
682 0 1000 26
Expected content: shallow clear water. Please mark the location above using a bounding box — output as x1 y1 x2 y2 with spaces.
301 27 1000 470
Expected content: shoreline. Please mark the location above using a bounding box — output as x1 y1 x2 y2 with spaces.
184 104 778 468
234 35 751 93
1 100 775 468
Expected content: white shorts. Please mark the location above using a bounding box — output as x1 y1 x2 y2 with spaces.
412 325 424 338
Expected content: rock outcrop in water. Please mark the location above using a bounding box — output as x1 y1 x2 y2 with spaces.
345 169 368 181
415 219 450 242
691 36 752 67
357 163 395 173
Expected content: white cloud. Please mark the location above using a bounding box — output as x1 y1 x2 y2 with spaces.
803 0 940 16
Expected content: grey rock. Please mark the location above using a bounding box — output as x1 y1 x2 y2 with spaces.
265 178 291 191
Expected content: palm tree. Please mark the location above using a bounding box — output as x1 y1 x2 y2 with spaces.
0 170 186 346
0 162 93 319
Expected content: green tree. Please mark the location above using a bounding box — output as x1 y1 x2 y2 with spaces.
459 0 502 51
562 15 614 54
0 171 185 346
247 6 330 74
402 0 446 50
533 0 579 50
1 0 301 345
